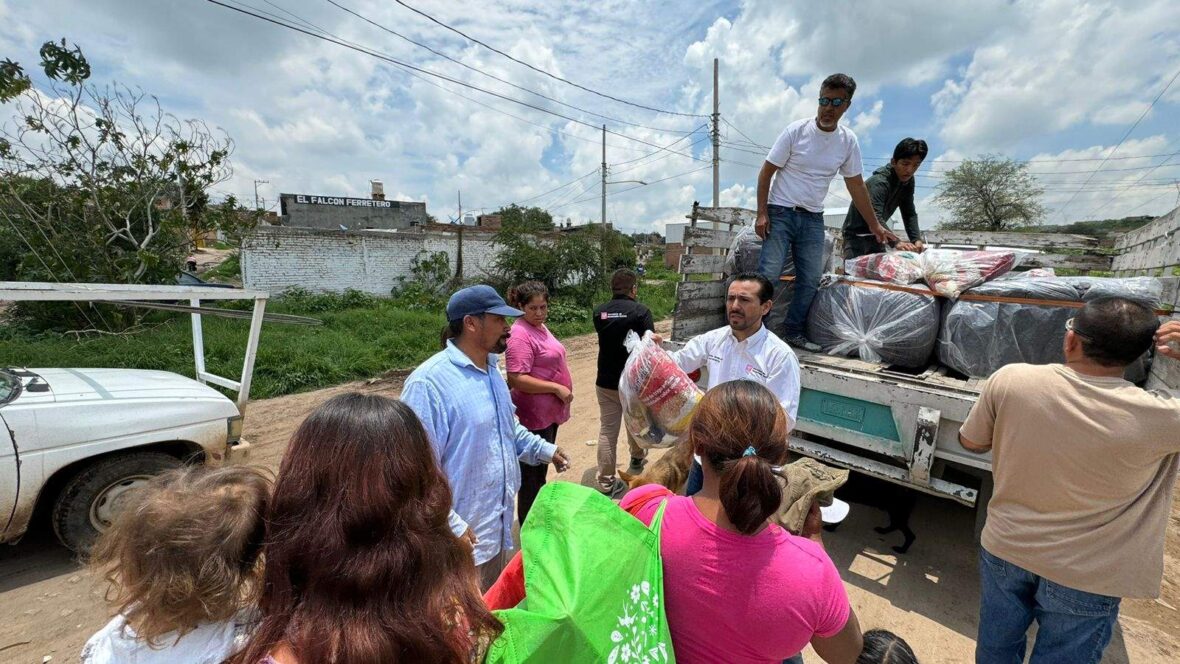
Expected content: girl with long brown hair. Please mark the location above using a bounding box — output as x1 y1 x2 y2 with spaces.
620 380 864 664
229 393 501 664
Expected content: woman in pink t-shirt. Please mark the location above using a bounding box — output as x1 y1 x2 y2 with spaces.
505 281 574 524
621 380 863 664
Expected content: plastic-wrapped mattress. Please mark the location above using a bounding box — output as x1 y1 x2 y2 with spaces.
939 276 1162 379
724 225 837 337
724 225 838 277
805 276 940 367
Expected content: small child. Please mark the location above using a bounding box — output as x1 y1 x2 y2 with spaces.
81 464 270 664
856 629 919 664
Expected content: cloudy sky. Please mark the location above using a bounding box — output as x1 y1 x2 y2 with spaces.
4 0 1179 233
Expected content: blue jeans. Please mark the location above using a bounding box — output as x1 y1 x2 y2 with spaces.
685 459 703 496
757 204 826 337
976 548 1120 664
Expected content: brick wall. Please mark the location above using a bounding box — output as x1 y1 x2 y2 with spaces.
241 226 503 296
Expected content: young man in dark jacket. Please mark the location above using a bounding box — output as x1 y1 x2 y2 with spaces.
842 137 928 259
592 268 654 496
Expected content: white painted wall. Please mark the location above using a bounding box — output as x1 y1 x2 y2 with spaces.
241 226 502 296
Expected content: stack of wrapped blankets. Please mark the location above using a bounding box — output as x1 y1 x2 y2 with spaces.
806 277 940 368
845 249 1017 298
939 275 1163 379
620 331 704 448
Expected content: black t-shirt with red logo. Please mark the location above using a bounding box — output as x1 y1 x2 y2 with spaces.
592 294 655 389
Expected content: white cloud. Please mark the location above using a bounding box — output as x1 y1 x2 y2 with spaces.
933 0 1180 152
1 0 1176 237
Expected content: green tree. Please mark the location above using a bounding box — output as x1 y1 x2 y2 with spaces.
0 40 258 329
489 223 636 305
934 155 1047 231
493 204 555 233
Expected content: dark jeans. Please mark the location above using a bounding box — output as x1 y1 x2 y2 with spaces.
842 232 885 260
976 548 1120 664
517 423 558 525
758 204 826 337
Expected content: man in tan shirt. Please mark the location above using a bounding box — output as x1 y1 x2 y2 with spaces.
960 297 1177 664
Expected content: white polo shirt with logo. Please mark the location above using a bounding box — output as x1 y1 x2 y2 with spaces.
670 324 801 427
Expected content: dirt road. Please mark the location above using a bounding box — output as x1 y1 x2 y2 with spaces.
2 324 1178 662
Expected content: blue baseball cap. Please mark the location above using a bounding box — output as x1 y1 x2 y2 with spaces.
446 285 523 322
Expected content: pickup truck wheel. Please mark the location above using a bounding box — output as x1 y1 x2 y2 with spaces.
52 452 181 554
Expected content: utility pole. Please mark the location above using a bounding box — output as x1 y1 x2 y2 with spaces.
712 58 720 209
601 124 608 278
457 189 462 224
601 124 607 226
253 179 269 210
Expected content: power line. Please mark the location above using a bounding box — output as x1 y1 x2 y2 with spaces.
546 176 606 211
254 0 689 156
721 117 769 151
549 166 711 211
1078 148 1180 219
1054 65 1180 220
612 125 708 167
207 1 712 163
389 0 707 119
506 168 600 208
323 0 697 134
719 114 1180 165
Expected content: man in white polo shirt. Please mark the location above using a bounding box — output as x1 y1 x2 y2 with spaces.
665 272 801 495
756 73 896 352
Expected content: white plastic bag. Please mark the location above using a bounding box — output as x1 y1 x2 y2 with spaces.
619 330 703 449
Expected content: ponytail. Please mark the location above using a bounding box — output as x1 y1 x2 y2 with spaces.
689 381 789 536
718 454 783 535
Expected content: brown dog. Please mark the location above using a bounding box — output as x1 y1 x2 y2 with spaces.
618 438 695 493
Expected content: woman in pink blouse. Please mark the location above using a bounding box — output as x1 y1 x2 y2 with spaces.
621 380 864 664
505 281 574 524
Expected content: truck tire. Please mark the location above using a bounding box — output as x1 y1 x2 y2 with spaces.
51 452 181 554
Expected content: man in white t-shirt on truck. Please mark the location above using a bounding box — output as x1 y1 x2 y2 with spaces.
756 73 897 352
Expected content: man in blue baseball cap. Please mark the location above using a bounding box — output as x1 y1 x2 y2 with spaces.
402 284 571 589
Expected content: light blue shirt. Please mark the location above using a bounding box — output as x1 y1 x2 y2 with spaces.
402 341 557 565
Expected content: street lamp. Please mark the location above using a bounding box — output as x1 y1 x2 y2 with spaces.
602 179 647 225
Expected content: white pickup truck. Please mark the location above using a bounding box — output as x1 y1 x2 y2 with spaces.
0 281 275 553
0 367 246 552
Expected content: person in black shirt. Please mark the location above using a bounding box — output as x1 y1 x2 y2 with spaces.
842 137 928 259
592 268 654 496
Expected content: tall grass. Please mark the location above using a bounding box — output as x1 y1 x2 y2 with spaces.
0 266 678 400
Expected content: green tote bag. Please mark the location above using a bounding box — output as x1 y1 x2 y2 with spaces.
485 481 675 664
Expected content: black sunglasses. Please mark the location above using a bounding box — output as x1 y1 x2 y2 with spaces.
818 97 848 107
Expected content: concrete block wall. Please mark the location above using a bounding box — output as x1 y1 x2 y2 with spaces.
241 226 502 296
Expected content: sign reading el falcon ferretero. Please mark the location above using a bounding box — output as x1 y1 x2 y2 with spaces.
295 194 393 208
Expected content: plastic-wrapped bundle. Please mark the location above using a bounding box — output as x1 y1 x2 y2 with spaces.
939 276 1162 379
844 251 923 284
919 249 1017 298
620 330 704 448
806 276 940 367
724 225 838 276
996 267 1056 280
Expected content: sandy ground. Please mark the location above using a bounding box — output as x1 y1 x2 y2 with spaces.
2 322 1179 663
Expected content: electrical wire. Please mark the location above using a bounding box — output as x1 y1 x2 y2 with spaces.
1052 64 1180 220
390 0 708 119
323 0 698 134
206 1 713 163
